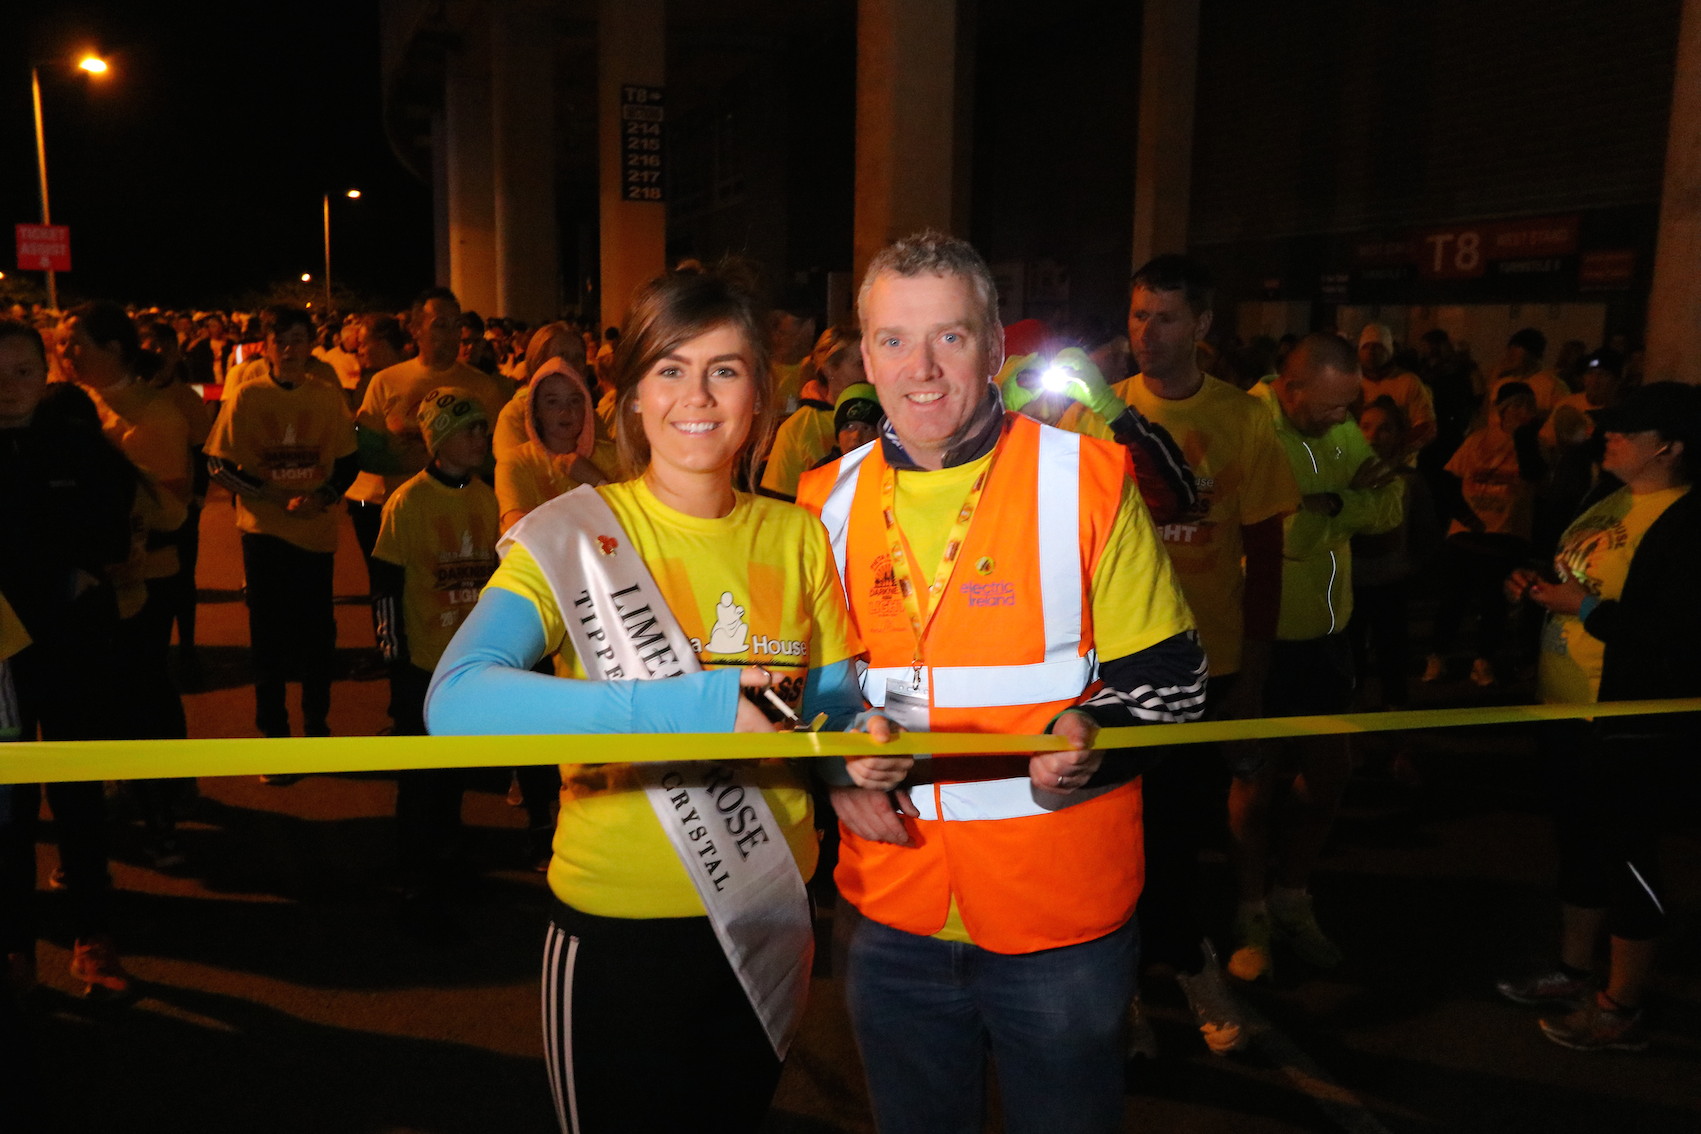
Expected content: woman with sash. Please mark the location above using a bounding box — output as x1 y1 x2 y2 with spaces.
426 269 867 1132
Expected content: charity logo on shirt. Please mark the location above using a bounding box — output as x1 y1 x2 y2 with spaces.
707 591 749 653
262 421 324 482
432 526 497 622
692 590 807 663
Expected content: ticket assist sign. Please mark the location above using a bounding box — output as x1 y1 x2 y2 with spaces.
16 224 71 271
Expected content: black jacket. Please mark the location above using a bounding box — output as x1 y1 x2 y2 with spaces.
1581 485 1701 732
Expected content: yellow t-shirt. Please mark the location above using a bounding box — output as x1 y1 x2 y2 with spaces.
494 438 618 533
1061 375 1296 674
159 380 213 448
759 405 835 500
1539 390 1596 450
1489 370 1564 416
348 358 512 505
1445 426 1533 539
0 591 30 663
85 381 192 502
1539 484 1688 705
83 381 193 580
1360 370 1436 438
486 477 859 919
773 362 805 414
0 590 25 739
205 375 359 553
220 357 343 404
373 471 499 671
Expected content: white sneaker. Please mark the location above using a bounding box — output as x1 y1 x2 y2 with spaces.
1125 996 1159 1059
1175 941 1249 1054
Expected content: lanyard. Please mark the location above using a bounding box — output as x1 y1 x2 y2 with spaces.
878 450 997 688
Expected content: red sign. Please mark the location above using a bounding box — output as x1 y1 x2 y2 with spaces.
1413 215 1579 280
16 224 72 272
1578 248 1635 290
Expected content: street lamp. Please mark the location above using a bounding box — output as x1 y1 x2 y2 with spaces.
30 51 110 311
322 188 361 313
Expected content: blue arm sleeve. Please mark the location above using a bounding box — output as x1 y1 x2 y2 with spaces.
425 587 742 736
800 658 863 731
802 658 874 787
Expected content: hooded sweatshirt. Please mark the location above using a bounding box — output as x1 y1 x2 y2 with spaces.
493 359 616 532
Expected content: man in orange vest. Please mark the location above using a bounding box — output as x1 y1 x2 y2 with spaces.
797 231 1206 1134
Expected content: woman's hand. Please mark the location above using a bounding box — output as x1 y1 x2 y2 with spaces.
1527 576 1589 616
734 664 782 732
1504 567 1541 604
734 696 779 733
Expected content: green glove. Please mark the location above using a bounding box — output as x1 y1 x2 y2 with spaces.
1049 347 1126 421
355 422 405 475
996 353 1044 415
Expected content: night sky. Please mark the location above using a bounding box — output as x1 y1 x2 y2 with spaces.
3 2 435 311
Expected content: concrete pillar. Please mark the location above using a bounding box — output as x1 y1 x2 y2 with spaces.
430 109 451 289
1130 0 1200 271
598 0 666 329
491 1 561 326
1644 0 1701 386
852 0 971 285
444 13 499 316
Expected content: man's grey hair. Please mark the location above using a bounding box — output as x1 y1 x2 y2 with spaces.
856 230 1002 343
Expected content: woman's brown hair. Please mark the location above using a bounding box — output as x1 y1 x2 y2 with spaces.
611 269 776 485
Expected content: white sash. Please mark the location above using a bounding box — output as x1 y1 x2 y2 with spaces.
502 485 813 1058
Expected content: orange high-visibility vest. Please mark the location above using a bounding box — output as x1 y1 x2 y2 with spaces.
797 413 1142 954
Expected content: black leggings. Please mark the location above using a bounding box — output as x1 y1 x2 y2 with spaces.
1135 674 1237 974
1432 534 1527 661
1549 725 1672 942
1350 579 1411 708
241 533 335 737
542 902 781 1133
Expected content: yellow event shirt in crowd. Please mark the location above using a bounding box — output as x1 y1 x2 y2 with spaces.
1061 374 1296 674
348 358 512 505
888 445 1195 944
486 477 858 920
1444 426 1533 539
84 380 192 501
220 357 342 403
0 590 29 663
494 437 618 533
205 375 358 553
758 403 835 500
83 380 194 581
373 470 499 671
1359 370 1436 442
1539 485 1689 705
1489 370 1565 416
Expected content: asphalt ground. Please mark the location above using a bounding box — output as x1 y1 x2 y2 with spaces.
5 487 1699 1133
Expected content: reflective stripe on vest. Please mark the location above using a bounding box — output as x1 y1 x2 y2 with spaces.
859 655 1096 709
816 439 873 585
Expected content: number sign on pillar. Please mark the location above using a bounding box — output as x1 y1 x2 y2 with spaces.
621 86 665 203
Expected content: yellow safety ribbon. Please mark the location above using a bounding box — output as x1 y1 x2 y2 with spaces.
1 698 1696 786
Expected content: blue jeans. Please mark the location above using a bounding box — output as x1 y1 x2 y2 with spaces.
844 910 1136 1134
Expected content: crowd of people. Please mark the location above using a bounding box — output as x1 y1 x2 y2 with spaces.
0 231 1695 1132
